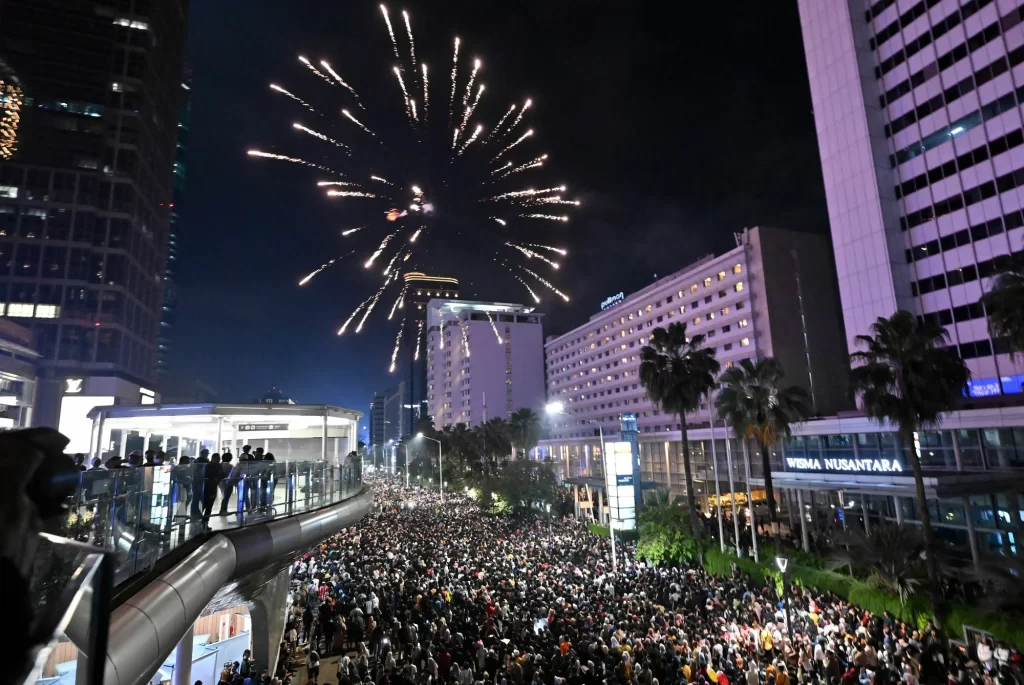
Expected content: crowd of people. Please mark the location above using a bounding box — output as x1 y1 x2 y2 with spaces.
266 478 1020 685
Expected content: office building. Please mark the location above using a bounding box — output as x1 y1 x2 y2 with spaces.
427 299 545 428
544 225 849 447
369 384 403 447
0 0 189 427
796 0 1024 397
403 272 459 427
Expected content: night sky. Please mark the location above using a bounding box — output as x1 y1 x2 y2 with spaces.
172 0 829 414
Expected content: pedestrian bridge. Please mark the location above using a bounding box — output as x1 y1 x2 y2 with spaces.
26 460 372 685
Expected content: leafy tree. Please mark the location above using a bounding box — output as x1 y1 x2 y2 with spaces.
481 460 558 513
849 310 969 626
716 357 812 546
639 322 720 538
981 256 1024 359
636 489 703 566
827 525 930 606
508 408 543 459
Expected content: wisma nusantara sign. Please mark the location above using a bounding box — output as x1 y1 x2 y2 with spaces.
785 457 904 473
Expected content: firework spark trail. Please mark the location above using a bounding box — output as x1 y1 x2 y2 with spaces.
454 59 482 144
318 181 361 187
327 190 377 198
339 296 371 335
342 226 365 236
485 104 516 143
525 243 568 256
519 264 570 301
466 84 485 125
370 175 391 184
300 258 336 286
488 185 565 201
293 123 350 151
457 125 483 155
342 109 376 136
383 249 404 276
496 261 541 304
460 321 471 358
491 129 533 162
521 213 569 222
410 98 418 122
403 11 416 68
393 66 412 118
524 196 579 206
247 150 339 174
490 161 513 175
506 242 560 269
381 5 400 60
448 37 460 131
298 56 333 84
365 230 399 268
490 217 507 226
388 284 408 320
320 61 364 107
409 227 423 242
485 311 504 343
421 63 429 124
357 281 391 333
414 320 424 361
505 98 532 136
389 317 407 372
501 154 547 178
269 84 318 115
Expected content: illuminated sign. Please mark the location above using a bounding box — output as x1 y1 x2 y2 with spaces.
140 387 155 405
600 292 625 310
604 441 638 531
785 457 903 473
238 423 289 432
64 378 83 394
962 374 1024 397
1003 374 1024 395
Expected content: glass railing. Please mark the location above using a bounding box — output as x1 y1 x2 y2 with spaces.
57 459 363 586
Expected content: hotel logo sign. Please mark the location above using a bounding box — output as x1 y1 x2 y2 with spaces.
64 378 83 394
785 457 903 473
600 292 625 310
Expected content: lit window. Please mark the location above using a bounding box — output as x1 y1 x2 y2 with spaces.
733 264 742 274
6 303 33 317
111 82 123 92
708 312 715 319
725 361 734 369
640 337 646 345
690 284 698 293
721 307 729 315
734 282 744 292
645 304 652 313
703 278 712 287
0 186 17 199
718 271 726 281
738 319 749 328
113 17 149 30
740 337 750 347
693 317 701 325
678 290 684 298
35 305 60 318
679 305 686 314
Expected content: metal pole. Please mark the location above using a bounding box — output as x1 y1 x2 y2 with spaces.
710 411 725 552
438 439 444 502
725 429 741 556
743 438 758 563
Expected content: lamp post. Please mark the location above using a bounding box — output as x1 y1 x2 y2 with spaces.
417 433 443 503
775 555 794 644
399 443 410 487
546 401 616 574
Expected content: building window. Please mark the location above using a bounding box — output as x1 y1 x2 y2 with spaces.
733 264 742 274
738 319 749 328
724 343 733 351
718 271 726 281
734 282 744 292
690 284 698 293
693 317 701 325
721 307 729 315
740 337 750 347
703 277 712 287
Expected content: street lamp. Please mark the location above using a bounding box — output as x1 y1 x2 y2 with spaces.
416 432 443 503
545 401 616 574
775 555 794 643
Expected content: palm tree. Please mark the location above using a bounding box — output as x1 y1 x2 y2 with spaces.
639 322 720 538
827 525 930 606
981 256 1024 358
508 408 542 460
716 357 812 546
849 310 969 626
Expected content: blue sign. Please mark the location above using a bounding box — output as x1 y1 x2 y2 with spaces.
966 378 1002 398
600 292 625 310
1001 374 1024 395
616 474 634 486
837 508 844 522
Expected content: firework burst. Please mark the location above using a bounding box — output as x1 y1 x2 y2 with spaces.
248 5 576 372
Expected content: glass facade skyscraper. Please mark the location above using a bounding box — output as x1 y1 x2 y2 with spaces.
0 0 188 423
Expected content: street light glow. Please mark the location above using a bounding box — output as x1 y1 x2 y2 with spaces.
416 432 424 438
775 556 788 573
545 401 565 415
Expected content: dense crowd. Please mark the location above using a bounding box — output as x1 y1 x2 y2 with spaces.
270 480 1019 685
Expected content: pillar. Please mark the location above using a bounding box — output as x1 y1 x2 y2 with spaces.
173 624 194 685
585 483 593 521
248 567 292 678
216 418 224 455
664 440 672 491
963 496 981 572
573 484 580 519
797 489 809 553
322 412 329 461
709 429 724 552
895 496 904 526
863 495 871 536
951 430 964 471
786 489 796 534
742 439 758 562
725 434 741 556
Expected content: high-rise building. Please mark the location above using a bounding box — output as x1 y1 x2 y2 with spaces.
797 0 1024 399
543 226 850 448
426 299 545 429
158 64 190 378
403 272 459 428
0 0 189 426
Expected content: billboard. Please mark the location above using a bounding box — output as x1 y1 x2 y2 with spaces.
604 441 637 530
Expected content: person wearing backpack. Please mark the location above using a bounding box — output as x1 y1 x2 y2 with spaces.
306 649 321 684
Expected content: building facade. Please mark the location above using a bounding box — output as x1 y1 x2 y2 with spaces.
403 272 459 428
796 0 1024 397
0 0 188 426
426 299 545 429
544 225 850 444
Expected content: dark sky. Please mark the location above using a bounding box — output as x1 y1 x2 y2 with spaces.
172 0 828 413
